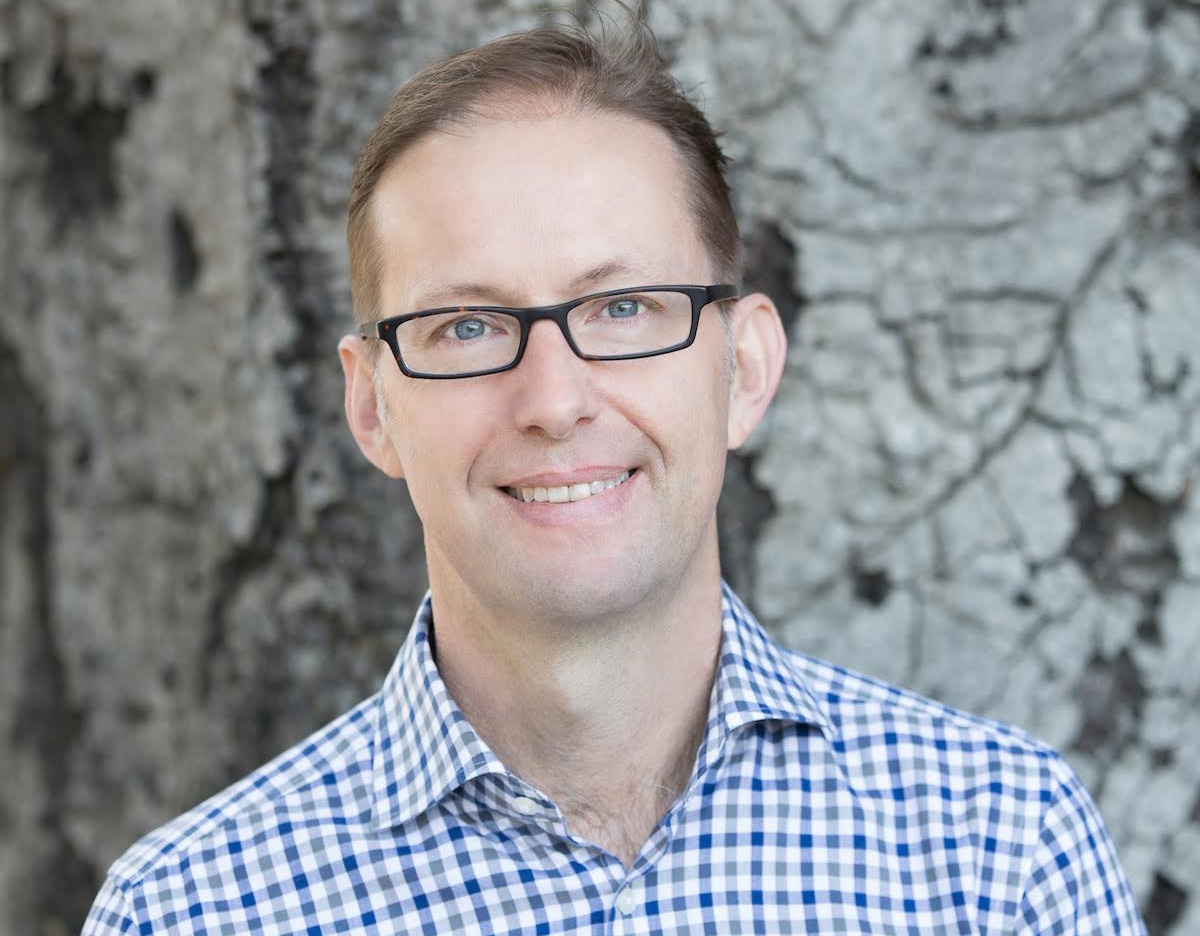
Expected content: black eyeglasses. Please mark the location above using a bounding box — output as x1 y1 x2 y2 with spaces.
358 284 739 379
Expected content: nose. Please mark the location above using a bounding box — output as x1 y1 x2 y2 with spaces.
509 319 597 439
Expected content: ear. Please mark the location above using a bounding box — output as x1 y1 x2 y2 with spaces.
338 335 406 479
726 292 787 450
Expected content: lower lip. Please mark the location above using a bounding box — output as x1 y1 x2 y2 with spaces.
496 471 640 528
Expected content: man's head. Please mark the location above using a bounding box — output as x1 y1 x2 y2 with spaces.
339 12 786 628
346 12 742 335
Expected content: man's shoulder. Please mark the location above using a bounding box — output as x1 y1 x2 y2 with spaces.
105 691 381 894
777 642 1071 790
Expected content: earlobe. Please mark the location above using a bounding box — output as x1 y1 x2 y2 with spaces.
726 293 787 450
338 335 406 479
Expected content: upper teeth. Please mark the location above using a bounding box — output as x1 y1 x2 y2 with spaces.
507 470 632 503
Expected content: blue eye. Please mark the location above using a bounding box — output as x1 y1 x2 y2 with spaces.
453 319 486 340
606 298 641 319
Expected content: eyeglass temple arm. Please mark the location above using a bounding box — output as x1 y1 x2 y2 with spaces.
708 284 740 302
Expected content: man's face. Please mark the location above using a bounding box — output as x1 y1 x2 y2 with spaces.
361 109 738 625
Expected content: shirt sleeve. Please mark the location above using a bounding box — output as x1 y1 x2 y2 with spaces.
81 874 137 935
1016 757 1148 935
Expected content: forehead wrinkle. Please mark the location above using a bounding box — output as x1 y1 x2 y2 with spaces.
406 258 673 311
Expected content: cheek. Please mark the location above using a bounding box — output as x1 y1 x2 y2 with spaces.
624 350 729 467
390 391 494 505
673 334 732 437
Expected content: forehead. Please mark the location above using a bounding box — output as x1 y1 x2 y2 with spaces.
370 111 710 310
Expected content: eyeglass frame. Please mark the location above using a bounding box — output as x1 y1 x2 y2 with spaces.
357 283 741 379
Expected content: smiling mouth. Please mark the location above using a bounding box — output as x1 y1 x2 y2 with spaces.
502 469 636 504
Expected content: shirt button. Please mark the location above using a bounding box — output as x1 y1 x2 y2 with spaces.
615 886 637 916
512 796 540 816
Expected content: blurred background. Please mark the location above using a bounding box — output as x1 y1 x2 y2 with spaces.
1 0 1198 932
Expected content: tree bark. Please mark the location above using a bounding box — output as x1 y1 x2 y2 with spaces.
1 1 1197 932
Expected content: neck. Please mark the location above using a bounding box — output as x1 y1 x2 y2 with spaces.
425 524 725 867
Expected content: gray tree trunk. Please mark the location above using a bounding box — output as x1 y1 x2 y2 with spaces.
1 1 1197 933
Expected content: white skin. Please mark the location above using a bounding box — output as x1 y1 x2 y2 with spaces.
339 107 786 869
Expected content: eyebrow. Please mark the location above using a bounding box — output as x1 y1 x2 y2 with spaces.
409 259 664 310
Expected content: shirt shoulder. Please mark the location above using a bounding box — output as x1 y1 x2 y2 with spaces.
772 648 1145 931
777 644 1075 806
726 576 1145 932
104 691 380 894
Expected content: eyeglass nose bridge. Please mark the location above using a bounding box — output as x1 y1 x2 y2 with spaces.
508 297 594 367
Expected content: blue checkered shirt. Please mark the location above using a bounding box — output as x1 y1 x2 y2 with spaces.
85 583 1146 934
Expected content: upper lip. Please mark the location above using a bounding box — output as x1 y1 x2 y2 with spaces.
499 466 635 488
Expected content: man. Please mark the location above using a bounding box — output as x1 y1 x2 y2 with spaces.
85 12 1147 935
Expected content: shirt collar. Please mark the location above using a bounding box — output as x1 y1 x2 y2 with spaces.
369 594 506 831
714 581 834 739
369 582 833 830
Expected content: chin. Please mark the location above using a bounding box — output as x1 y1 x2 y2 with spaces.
504 564 658 628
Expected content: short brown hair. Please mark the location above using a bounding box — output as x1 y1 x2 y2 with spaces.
346 8 742 327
